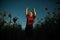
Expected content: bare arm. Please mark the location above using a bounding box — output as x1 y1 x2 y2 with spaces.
26 7 29 15
33 8 36 16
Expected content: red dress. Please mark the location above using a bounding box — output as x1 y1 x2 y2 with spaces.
26 15 35 27
25 14 35 38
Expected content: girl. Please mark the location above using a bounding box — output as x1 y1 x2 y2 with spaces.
25 7 36 39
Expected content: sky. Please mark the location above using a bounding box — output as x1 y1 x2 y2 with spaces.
0 0 60 29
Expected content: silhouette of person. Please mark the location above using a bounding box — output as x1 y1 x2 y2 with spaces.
25 7 36 39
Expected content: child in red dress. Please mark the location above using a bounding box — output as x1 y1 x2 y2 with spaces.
25 7 36 38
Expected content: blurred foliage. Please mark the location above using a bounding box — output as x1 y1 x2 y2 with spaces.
0 7 60 40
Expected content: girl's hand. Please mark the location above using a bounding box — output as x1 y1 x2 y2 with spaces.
33 8 36 16
26 7 29 15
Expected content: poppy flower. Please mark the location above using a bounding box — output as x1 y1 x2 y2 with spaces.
45 7 48 11
8 12 11 17
13 17 18 23
4 11 6 16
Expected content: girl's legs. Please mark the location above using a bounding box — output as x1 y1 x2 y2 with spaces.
25 25 33 39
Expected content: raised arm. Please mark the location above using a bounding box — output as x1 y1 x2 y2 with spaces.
26 7 29 15
33 8 36 16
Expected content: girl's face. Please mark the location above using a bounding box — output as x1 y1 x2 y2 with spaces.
29 12 33 17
